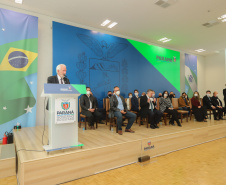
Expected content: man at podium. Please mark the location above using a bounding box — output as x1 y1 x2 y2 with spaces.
47 64 70 84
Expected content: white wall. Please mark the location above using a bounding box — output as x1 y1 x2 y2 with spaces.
0 4 208 126
203 50 226 103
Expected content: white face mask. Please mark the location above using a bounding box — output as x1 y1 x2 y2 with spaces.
87 91 91 95
216 94 218 97
135 92 139 96
164 94 168 97
129 95 132 98
152 94 155 98
116 91 120 95
194 94 198 97
207 93 211 97
185 95 187 98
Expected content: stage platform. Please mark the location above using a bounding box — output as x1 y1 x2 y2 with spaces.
14 119 226 185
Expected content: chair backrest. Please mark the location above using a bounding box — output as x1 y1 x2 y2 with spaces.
200 98 203 106
189 98 192 108
105 98 110 112
103 98 106 109
79 99 81 113
172 98 179 109
156 98 160 110
125 98 132 110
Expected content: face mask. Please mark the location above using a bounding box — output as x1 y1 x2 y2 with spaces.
129 95 132 98
216 94 218 97
116 91 120 95
152 94 155 97
87 91 91 95
164 94 168 97
135 93 139 96
108 94 112 97
182 95 185 98
207 94 210 97
194 94 198 97
185 96 187 98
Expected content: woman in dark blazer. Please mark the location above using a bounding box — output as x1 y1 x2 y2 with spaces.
159 90 181 127
191 91 207 122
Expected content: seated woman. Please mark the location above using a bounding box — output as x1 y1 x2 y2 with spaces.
178 92 190 115
159 91 182 127
191 91 207 122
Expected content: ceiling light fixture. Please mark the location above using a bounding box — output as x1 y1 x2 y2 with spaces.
15 0 23 4
101 19 111 27
158 37 172 43
108 22 118 28
195 49 206 52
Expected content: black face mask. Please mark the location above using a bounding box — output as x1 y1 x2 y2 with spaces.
108 94 112 97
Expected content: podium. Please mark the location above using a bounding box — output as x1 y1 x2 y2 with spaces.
41 83 86 152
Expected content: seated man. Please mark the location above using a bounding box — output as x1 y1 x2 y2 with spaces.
109 86 136 135
80 87 102 129
106 91 112 98
140 89 163 129
203 90 218 120
169 91 176 100
131 89 140 113
211 91 225 120
178 92 190 115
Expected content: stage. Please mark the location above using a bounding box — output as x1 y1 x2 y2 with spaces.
14 119 226 185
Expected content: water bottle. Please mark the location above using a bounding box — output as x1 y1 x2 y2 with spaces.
83 127 85 132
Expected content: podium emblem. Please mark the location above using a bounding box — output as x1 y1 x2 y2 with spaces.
61 102 70 110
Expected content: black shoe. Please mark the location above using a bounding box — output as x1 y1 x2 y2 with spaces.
122 124 126 126
203 119 207 122
177 122 182 127
214 118 220 121
169 121 175 126
140 121 144 125
220 117 225 120
150 125 156 129
99 121 105 124
154 124 159 128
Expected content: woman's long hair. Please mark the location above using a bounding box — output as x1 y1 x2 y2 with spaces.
193 91 200 101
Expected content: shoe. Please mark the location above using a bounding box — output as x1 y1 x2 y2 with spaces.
177 122 182 127
122 124 126 126
154 124 159 128
150 125 156 129
220 117 225 120
125 129 135 133
118 130 123 135
99 121 105 124
140 121 144 125
214 118 219 121
169 121 175 126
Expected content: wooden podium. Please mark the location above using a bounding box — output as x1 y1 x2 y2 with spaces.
41 83 86 152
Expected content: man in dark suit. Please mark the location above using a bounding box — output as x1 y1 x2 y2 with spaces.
109 86 136 135
47 64 70 84
131 89 140 113
203 90 218 120
211 91 225 120
46 64 70 110
80 87 102 129
223 86 226 108
140 89 163 129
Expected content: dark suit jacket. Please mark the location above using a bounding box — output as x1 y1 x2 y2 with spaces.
211 96 223 107
203 95 213 109
47 75 70 84
131 96 139 111
80 94 97 111
109 94 127 118
140 95 156 118
223 89 226 101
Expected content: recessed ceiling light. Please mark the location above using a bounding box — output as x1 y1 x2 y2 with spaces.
108 22 118 28
158 37 172 43
15 0 23 4
195 49 205 52
101 19 111 26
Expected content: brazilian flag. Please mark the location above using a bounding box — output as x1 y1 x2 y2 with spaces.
0 8 38 138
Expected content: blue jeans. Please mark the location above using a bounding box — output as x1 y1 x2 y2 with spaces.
178 107 190 115
114 111 136 131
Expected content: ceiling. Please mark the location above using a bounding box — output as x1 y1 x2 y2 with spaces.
1 0 226 56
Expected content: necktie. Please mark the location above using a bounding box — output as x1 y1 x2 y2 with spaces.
150 99 153 112
60 78 63 84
